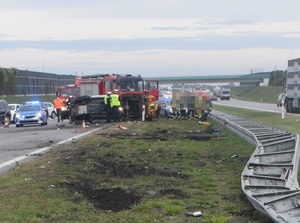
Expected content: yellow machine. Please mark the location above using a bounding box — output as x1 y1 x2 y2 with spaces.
144 94 159 121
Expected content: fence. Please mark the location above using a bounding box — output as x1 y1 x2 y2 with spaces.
0 68 76 96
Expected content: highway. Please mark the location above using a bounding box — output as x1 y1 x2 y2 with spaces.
0 98 290 174
213 98 284 114
0 118 109 173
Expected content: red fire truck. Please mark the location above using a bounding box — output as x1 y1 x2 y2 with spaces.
68 74 159 123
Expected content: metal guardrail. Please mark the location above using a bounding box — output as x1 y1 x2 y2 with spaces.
211 110 300 223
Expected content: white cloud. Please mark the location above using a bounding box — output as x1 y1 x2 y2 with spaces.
1 0 300 75
1 47 297 76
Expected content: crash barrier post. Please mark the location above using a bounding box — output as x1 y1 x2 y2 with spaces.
82 119 87 132
4 116 9 128
281 106 285 119
142 105 145 122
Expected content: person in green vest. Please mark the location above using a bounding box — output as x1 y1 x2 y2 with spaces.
111 89 121 122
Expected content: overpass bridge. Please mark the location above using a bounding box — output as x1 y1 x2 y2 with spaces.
144 72 271 86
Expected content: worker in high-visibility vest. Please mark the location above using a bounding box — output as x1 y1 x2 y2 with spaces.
110 90 121 122
104 91 112 123
54 96 64 122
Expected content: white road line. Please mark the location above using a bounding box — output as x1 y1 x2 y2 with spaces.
0 127 105 170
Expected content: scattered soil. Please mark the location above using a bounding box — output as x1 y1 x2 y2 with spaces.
56 123 233 215
61 153 188 212
56 123 211 212
65 182 140 212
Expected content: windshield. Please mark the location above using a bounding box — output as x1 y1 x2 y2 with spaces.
165 100 171 106
19 105 41 112
61 87 80 97
9 105 16 110
119 80 143 91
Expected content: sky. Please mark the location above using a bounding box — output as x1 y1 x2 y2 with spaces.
1 0 300 78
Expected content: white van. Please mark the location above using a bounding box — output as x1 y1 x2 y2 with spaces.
277 93 286 107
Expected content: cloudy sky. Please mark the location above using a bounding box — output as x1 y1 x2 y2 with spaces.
1 0 300 77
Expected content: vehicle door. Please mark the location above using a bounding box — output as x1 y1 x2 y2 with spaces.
145 80 159 101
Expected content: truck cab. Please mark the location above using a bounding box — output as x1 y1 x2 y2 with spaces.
220 88 231 100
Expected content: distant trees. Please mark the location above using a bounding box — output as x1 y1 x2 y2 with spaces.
269 70 286 86
0 68 18 96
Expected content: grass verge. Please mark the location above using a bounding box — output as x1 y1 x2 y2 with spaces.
0 118 273 223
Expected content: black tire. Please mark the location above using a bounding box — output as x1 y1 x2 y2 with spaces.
16 124 19 127
165 110 168 118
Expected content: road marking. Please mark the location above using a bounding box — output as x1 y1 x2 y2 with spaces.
0 126 106 170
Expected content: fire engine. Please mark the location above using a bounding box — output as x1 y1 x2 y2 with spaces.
68 74 159 123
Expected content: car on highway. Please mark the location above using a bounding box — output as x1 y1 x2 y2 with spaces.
22 101 52 118
157 98 173 118
0 100 11 124
41 102 56 119
15 103 48 127
8 103 21 123
210 95 218 101
277 93 286 107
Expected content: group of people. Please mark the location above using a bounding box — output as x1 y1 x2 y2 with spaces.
53 89 121 123
104 90 121 123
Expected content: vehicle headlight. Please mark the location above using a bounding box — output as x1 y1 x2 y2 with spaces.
36 112 43 117
118 107 123 112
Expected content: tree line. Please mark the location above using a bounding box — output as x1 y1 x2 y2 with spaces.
0 68 18 96
269 70 286 86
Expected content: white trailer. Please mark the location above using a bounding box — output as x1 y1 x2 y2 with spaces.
286 58 300 113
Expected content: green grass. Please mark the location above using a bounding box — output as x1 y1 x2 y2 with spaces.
0 118 272 223
0 95 56 104
214 104 300 135
0 87 292 222
231 86 285 103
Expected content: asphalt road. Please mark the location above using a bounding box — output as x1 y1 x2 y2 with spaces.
0 118 109 173
213 98 284 113
0 98 290 174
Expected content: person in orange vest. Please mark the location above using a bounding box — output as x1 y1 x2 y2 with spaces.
54 96 64 122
